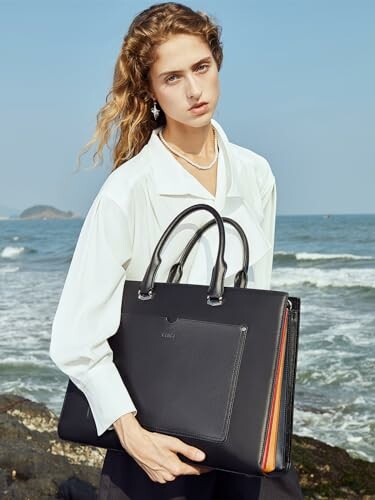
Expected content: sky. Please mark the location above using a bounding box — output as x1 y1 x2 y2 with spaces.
0 0 374 216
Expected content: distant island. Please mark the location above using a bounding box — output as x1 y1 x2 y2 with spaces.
19 205 80 220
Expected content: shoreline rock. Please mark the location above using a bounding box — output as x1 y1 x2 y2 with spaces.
0 394 374 499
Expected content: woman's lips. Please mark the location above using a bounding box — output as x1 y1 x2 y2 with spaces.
189 103 209 115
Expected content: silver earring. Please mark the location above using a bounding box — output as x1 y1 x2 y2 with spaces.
151 100 160 120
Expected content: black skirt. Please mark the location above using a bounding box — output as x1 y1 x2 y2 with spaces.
98 449 304 500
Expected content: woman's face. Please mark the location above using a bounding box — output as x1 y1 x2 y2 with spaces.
148 33 220 129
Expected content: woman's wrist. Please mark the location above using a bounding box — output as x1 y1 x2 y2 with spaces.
114 411 137 429
113 412 141 442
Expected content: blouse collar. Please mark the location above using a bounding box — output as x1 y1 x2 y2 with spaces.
145 118 241 199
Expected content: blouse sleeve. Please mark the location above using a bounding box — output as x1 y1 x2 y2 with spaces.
254 163 277 290
49 190 137 437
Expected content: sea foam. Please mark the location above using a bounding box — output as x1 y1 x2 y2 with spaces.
271 267 375 289
274 251 373 261
1 246 25 258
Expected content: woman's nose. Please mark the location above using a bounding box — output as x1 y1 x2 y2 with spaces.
185 75 202 100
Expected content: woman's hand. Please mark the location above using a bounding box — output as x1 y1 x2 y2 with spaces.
113 412 212 483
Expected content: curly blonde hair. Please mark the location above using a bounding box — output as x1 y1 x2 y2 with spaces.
77 2 223 172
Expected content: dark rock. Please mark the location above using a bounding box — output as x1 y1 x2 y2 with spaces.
0 468 8 491
0 393 374 499
292 434 375 499
0 394 104 499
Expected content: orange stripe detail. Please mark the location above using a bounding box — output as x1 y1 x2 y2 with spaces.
261 307 288 473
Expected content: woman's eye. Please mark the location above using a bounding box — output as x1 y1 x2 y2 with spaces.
165 64 209 84
166 74 179 84
197 64 209 72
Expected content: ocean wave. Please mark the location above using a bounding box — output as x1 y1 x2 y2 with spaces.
0 355 42 365
1 245 37 258
271 267 375 289
274 251 373 262
0 265 19 273
293 407 374 462
1 246 25 258
297 252 372 261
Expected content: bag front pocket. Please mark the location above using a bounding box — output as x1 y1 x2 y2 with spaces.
114 313 248 442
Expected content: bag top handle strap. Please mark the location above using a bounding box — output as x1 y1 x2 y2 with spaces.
167 217 249 288
138 203 227 306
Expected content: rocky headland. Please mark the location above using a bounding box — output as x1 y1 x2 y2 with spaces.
18 205 79 220
0 393 374 499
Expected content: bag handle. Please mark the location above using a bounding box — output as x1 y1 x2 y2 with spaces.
138 203 227 306
166 217 249 288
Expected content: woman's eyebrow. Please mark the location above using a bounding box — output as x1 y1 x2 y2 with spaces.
158 56 212 78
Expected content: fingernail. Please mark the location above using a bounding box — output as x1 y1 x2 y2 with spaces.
196 450 205 460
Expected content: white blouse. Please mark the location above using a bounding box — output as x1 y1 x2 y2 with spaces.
49 118 277 437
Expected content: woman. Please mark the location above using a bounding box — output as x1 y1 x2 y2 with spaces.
49 2 303 499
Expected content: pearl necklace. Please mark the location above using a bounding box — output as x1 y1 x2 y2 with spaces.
158 127 218 170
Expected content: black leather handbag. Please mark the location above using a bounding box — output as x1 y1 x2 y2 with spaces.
57 203 300 477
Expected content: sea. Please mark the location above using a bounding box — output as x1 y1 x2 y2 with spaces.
0 213 374 463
